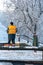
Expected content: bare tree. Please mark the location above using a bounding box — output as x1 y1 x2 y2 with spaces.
3 0 43 46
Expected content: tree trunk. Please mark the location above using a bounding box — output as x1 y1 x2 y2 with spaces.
33 33 38 46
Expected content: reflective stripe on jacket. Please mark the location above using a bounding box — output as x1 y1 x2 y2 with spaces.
8 25 16 34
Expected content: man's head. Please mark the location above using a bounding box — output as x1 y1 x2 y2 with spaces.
10 22 13 25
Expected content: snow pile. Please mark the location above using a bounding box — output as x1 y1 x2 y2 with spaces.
0 23 8 43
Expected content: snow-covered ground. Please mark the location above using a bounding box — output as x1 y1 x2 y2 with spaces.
0 50 42 65
0 50 42 61
0 62 13 65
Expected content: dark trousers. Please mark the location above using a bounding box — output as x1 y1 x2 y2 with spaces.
8 34 15 44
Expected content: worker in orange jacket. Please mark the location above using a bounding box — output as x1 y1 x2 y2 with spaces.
7 22 17 44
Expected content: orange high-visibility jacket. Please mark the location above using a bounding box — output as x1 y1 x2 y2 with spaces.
8 25 16 34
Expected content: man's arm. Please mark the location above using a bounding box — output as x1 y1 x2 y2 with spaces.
16 28 17 33
7 28 9 33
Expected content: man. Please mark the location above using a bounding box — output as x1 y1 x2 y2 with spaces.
7 22 17 44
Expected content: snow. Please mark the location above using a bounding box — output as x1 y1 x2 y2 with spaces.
0 23 8 43
0 62 13 65
0 50 42 61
